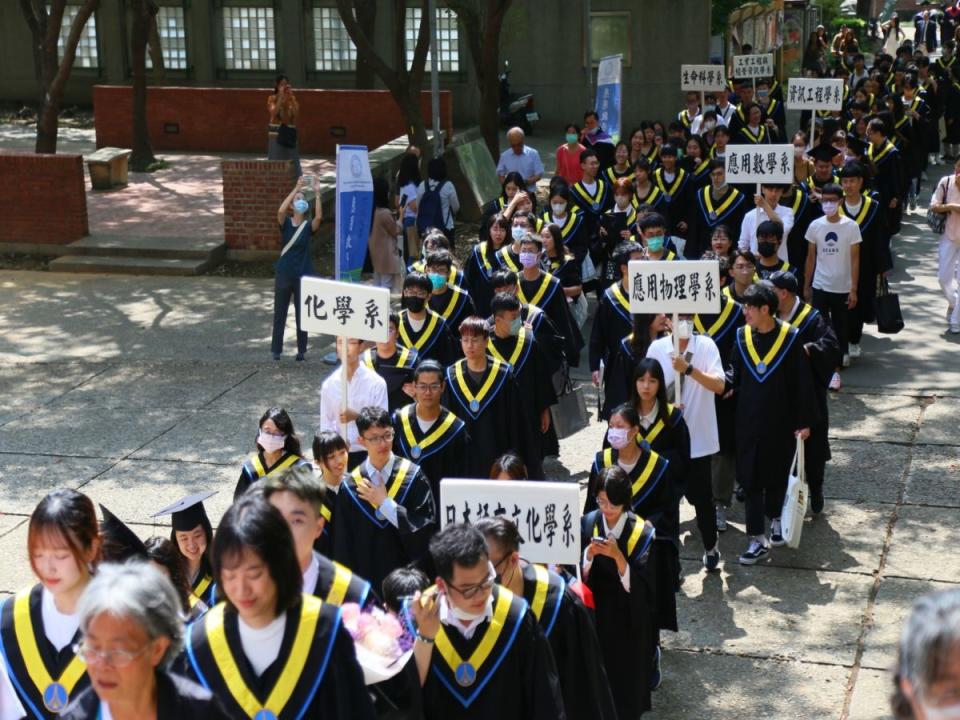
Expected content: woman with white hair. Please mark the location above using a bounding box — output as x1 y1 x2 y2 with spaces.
61 562 229 719
892 587 960 719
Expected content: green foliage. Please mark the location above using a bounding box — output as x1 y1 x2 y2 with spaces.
815 0 844 29
712 0 772 37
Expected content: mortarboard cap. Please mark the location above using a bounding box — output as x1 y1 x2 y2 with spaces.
152 490 216 531
810 144 841 163
100 505 148 562
769 270 799 294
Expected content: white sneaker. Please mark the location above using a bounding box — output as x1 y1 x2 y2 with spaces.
951 324 960 334
842 353 851 368
848 343 861 359
829 372 842 391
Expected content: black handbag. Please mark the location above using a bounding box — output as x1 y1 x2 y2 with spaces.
926 178 947 234
277 123 297 149
875 276 904 334
550 370 591 440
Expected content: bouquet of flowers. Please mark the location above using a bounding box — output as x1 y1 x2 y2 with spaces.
340 602 415 685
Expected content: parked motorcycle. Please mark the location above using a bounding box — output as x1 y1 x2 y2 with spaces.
498 61 539 134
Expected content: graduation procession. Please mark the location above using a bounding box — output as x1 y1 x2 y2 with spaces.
14 3 960 719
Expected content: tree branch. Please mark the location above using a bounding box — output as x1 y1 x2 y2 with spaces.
47 0 98 103
408 0 432 90
336 0 400 95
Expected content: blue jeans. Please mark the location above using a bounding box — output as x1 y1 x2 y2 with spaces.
271 272 307 356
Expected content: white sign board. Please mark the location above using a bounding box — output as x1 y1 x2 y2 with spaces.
439 479 581 565
299 276 390 342
732 53 774 79
680 65 728 92
627 260 721 315
724 144 794 185
785 78 845 111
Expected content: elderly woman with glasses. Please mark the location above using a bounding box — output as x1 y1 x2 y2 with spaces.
62 561 229 719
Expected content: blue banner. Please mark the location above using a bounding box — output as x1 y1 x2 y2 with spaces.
595 55 623 144
335 145 374 282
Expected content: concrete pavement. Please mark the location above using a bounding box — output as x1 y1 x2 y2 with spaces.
1 165 959 718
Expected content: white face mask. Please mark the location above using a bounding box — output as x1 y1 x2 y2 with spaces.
821 200 839 216
704 120 717 131
920 700 960 720
677 320 693 340
258 431 286 453
606 427 631 450
615 195 630 209
551 202 567 216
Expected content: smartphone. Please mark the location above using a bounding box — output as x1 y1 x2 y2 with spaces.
591 537 607 544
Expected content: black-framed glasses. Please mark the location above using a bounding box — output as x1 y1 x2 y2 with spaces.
414 382 443 392
446 571 496 600
362 430 395 445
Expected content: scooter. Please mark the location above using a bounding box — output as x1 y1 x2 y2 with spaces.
499 61 539 134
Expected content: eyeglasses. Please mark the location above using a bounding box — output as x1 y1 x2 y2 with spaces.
446 571 496 600
73 641 150 668
362 431 395 445
415 382 443 392
596 497 619 510
733 265 755 272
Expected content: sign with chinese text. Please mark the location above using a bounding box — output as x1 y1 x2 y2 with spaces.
785 78 845 111
680 65 728 92
595 54 622 143
440 479 581 565
732 53 774 79
335 144 374 282
724 144 794 185
628 260 721 315
299 276 390 342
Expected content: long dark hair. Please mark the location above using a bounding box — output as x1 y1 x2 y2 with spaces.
373 176 391 209
542 223 567 261
169 514 213 578
396 152 421 188
257 407 302 457
629 314 661 359
28 489 100 577
486 213 511 254
145 536 192 613
629 356 670 425
500 171 525 200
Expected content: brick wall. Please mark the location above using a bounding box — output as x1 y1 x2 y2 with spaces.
0 153 88 244
222 160 295 251
93 86 454 156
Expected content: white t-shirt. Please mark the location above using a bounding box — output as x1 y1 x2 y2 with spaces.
646 334 723 458
739 204 796 262
399 182 418 219
319 363 389 451
805 215 862 293
238 613 286 677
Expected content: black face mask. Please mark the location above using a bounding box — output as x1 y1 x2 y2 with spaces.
401 295 426 313
757 241 778 258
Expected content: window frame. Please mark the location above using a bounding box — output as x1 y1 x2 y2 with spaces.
216 0 280 79
53 3 102 75
311 4 357 73
404 5 461 75
585 10 632 68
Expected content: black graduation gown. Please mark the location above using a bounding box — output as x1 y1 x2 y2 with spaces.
784 301 838 477
840 192 892 326
428 285 478 340
462 241 506 317
185 596 375 720
421 586 564 720
518 271 583 367
234 451 312 500
315 485 338 558
601 333 643 420
397 309 459 367
479 196 509 242
332 457 436 592
539 209 588 264
489 329 557 475
310 552 374 608
735 124 773 146
361 346 419 413
187 558 217 609
694 293 745 454
685 186 749 259
581 511 658 719
725 322 819 493
546 256 583 295
62 670 230 720
570 179 614 254
519 564 618 720
442 357 533 478
783 184 821 288
631 182 670 216
0 584 90 719
409 261 465 291
598 206 639 288
683 157 713 191
866 140 906 235
589 282 634 397
760 98 787 138
392 404 470 499
944 80 960 144
371 656 423 720
652 166 694 235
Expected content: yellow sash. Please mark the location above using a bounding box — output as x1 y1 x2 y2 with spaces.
251 453 299 479
436 287 465 321
192 574 213 605
399 407 459 456
692 159 710 177
704 187 739 220
12 590 86 713
655 167 686 196
487 327 527 367
609 282 630 314
497 247 520 272
788 302 814 330
518 273 555 307
476 243 495 274
324 563 353 606
398 310 440 351
573 179 606 209
840 195 873 227
867 140 894 164
743 322 791 374
592 516 647 557
529 565 550 621
351 460 411 506
453 359 503 410
601 448 662 499
741 125 767 143
205 596 321 718
695 296 735 336
362 346 412 369
543 209 580 239
636 404 674 448
632 184 662 209
434 588 513 686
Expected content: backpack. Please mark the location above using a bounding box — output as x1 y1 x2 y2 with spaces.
416 179 449 235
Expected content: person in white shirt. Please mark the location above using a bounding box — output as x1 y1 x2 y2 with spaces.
804 182 861 390
739 183 795 261
646 317 727 569
319 336 389 469
496 127 544 193
929 157 960 334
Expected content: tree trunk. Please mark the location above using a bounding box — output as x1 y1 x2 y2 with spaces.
354 0 377 89
130 0 158 171
401 89 430 156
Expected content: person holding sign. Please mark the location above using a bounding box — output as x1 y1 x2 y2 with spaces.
725 284 817 565
185 493 375 720
581 466 658 719
738 183 795 262
332 407 436 592
393 359 469 501
272 176 321 361
685 159 749 259
477 517 619 720
410 523 564 720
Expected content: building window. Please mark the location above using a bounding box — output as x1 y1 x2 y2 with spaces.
587 11 631 67
405 7 459 72
314 7 356 71
146 6 187 70
56 4 99 68
222 6 275 70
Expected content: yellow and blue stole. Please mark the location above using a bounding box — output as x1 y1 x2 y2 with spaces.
520 564 566 638
589 512 655 563
698 186 744 225
694 292 742 342
186 595 338 720
517 272 560 309
398 309 446 355
488 327 534 373
604 281 632 324
634 404 683 451
312 555 371 608
594 447 669 509
361 345 418 373
190 570 217 609
839 193 879 234
395 405 465 463
344 458 416 528
0 585 87 719
445 358 510 419
736 321 800 382
786 301 820 334
539 208 582 242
